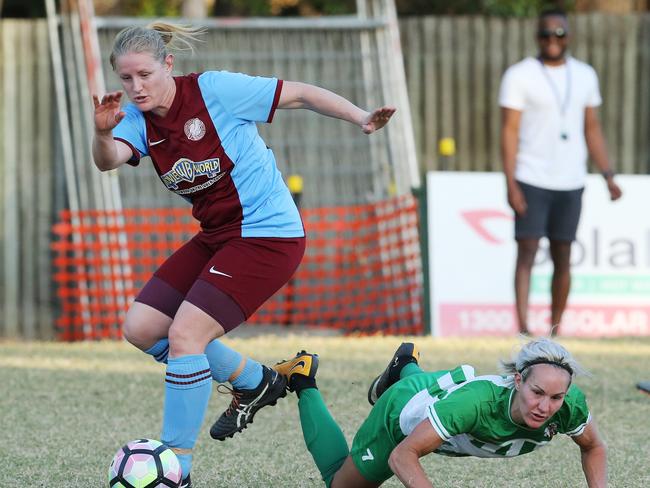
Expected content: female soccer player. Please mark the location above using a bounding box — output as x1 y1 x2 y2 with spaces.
274 338 607 487
92 22 395 486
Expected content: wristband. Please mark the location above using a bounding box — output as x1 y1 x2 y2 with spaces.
601 170 614 179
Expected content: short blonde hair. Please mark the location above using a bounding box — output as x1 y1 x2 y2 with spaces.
109 22 205 70
499 337 587 386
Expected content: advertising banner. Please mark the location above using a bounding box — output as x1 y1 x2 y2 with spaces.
428 172 650 337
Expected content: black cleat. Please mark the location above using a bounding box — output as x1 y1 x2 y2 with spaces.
273 351 319 391
180 474 191 487
367 342 420 405
210 366 287 441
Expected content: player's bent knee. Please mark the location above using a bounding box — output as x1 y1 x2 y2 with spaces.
122 320 153 350
167 322 209 357
123 302 173 350
123 317 169 351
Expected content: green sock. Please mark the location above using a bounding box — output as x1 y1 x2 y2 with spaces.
298 388 349 487
400 362 423 379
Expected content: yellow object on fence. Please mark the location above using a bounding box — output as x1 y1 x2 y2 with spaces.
438 137 456 157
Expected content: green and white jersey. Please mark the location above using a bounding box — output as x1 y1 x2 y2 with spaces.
390 366 591 458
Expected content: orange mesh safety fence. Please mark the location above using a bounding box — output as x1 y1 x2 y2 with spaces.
51 195 423 340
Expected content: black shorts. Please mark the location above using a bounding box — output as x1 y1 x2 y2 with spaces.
515 181 584 242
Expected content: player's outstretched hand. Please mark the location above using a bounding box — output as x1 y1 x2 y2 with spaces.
361 106 396 134
93 91 126 134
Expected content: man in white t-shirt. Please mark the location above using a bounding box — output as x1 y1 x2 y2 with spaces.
499 8 622 336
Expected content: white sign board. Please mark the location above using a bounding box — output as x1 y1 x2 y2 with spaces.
428 172 650 337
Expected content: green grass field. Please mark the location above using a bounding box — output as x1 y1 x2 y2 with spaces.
1 335 648 487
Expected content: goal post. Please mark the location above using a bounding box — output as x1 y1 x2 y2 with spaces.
52 0 424 338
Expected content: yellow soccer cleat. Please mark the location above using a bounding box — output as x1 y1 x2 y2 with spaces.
273 350 319 392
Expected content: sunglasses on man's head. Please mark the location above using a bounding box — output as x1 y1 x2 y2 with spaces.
538 27 567 39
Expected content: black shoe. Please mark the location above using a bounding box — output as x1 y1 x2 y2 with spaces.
180 474 191 487
273 350 319 392
367 343 420 405
210 366 287 441
637 381 650 395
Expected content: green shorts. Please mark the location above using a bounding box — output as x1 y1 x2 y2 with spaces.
350 397 399 483
350 371 447 483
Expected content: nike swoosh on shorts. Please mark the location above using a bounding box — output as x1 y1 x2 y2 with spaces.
209 266 233 278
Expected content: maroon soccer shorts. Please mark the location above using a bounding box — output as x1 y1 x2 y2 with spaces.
135 233 306 332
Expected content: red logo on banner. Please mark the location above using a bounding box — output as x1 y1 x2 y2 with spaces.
461 210 512 244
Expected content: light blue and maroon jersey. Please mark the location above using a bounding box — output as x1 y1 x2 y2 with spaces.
113 71 304 240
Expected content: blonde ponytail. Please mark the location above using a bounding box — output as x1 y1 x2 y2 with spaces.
110 22 205 70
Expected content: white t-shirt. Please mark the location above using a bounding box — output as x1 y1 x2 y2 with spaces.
499 56 602 190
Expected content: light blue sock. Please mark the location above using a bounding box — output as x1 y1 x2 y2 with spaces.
147 338 262 389
144 338 169 364
204 339 243 382
205 339 262 390
230 358 263 390
161 354 212 478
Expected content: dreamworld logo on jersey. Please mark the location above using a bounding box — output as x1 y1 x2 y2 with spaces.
161 157 221 191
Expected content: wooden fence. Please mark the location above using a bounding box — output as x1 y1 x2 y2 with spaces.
0 20 57 339
1 13 649 338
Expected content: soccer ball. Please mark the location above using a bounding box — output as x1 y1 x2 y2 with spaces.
108 439 183 488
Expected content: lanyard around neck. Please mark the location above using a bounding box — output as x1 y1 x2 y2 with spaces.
537 57 571 117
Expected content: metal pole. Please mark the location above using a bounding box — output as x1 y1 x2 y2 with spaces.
356 0 388 202
285 175 304 326
45 0 81 216
77 0 133 329
379 0 421 191
45 0 92 339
